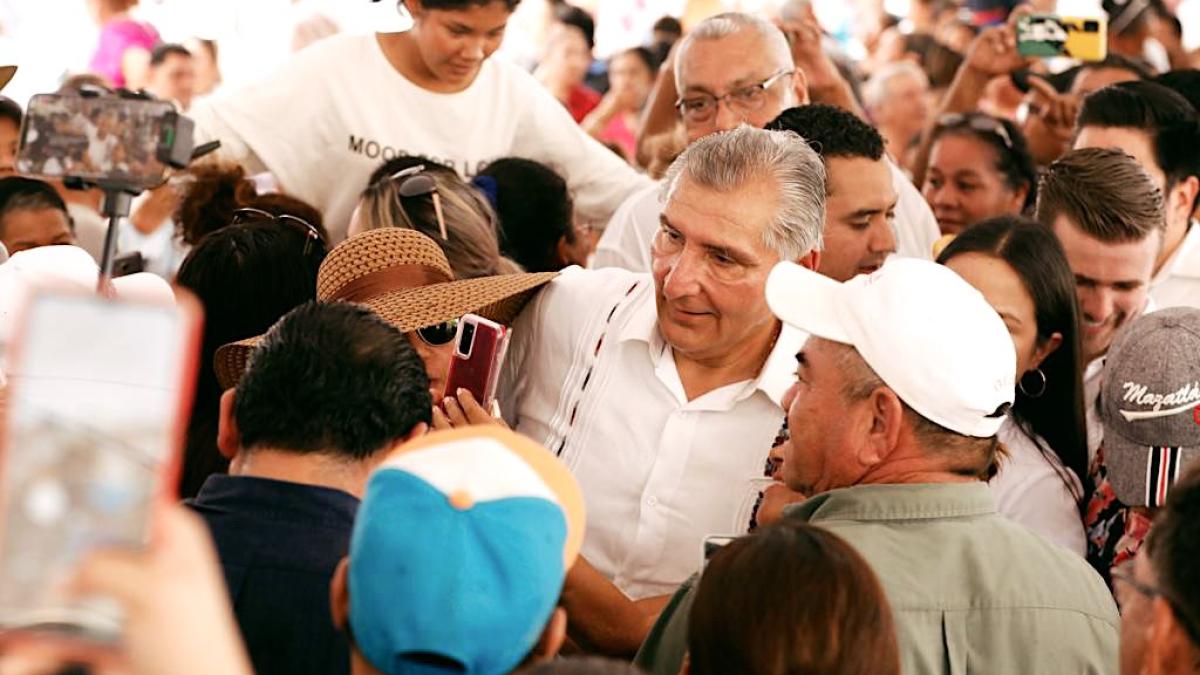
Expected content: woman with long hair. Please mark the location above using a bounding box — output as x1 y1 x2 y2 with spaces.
938 215 1089 554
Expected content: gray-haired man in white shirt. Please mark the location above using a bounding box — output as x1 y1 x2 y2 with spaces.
500 125 824 655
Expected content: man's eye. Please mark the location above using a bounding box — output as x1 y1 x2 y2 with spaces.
683 99 712 112
731 87 764 103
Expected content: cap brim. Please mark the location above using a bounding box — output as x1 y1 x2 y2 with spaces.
213 271 558 391
1102 427 1200 507
765 262 852 344
0 66 15 92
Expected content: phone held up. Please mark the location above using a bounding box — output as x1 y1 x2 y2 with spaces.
0 287 201 645
1016 15 1108 61
442 314 511 408
700 534 739 573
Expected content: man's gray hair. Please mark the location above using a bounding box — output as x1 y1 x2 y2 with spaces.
861 61 929 112
662 125 825 260
674 12 794 91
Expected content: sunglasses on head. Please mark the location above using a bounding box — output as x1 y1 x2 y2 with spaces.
231 207 324 255
377 164 449 242
937 113 1015 151
416 317 460 347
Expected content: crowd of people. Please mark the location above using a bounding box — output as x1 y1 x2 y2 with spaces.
0 0 1199 673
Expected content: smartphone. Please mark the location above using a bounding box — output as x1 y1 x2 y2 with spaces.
16 94 177 189
1016 15 1107 61
111 252 145 278
442 314 510 406
700 534 738 572
0 288 201 642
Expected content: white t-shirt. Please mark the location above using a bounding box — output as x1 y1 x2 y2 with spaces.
190 33 651 241
591 159 940 272
499 267 804 599
990 416 1086 556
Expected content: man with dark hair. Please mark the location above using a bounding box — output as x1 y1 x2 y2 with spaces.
190 301 431 675
1154 69 1200 113
145 43 196 110
638 259 1118 675
1117 463 1200 675
0 96 21 176
1074 80 1200 309
0 176 76 255
766 104 898 282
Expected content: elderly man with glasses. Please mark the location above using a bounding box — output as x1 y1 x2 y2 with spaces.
497 125 824 656
592 12 939 273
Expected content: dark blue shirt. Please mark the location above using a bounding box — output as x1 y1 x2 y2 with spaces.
187 475 358 675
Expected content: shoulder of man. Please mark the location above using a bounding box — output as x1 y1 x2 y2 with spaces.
593 182 663 272
633 573 698 675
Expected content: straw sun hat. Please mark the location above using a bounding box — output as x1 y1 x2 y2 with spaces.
213 228 558 390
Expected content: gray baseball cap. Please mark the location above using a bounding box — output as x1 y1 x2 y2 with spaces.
1101 307 1200 508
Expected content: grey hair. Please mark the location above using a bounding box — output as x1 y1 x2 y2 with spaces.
661 125 825 260
861 61 928 112
674 12 795 93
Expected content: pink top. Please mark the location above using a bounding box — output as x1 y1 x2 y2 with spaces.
601 114 637 163
89 18 160 88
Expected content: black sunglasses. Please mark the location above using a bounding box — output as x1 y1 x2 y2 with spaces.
231 207 325 255
416 318 460 347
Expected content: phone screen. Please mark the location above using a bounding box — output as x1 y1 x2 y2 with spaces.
16 94 172 188
0 290 198 640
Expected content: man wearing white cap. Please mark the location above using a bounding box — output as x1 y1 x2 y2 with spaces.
637 258 1119 675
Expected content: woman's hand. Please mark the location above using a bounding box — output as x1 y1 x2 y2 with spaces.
431 389 509 430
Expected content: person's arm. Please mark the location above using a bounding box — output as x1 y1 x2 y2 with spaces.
910 23 1031 187
512 68 652 229
582 85 640 140
778 19 866 119
560 557 667 657
635 46 682 169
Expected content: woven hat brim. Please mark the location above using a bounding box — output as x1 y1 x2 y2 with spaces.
0 66 15 92
212 271 557 391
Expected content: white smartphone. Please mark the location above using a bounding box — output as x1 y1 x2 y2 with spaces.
700 534 739 573
0 287 201 643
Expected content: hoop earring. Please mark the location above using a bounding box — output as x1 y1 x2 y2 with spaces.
1018 368 1047 399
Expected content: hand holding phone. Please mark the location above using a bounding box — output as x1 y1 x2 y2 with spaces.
0 288 201 643
441 314 510 406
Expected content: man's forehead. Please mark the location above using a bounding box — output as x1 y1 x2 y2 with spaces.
826 156 892 198
678 32 788 92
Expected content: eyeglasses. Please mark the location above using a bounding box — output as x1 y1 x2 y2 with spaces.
1112 562 1200 647
231 207 324 255
675 70 794 124
416 317 460 347
650 224 752 283
380 165 448 241
937 113 1015 151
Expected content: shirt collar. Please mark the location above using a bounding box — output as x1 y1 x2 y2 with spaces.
189 474 360 528
1154 220 1200 284
785 482 996 522
618 289 807 407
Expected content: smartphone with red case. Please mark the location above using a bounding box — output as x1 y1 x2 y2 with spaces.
442 314 510 406
0 287 202 643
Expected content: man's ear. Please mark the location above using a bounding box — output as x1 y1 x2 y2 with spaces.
1170 176 1199 225
406 422 429 442
216 389 240 461
1146 595 1198 674
792 67 810 106
529 607 567 664
794 247 820 273
330 557 351 632
859 387 903 468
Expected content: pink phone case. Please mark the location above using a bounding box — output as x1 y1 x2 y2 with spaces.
442 315 510 404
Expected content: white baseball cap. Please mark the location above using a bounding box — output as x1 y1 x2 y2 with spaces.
765 258 1016 437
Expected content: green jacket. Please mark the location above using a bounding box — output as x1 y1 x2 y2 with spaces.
636 482 1119 675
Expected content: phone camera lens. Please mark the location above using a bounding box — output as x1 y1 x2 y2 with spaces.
458 323 475 357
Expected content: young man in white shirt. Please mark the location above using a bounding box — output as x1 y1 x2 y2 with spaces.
190 0 649 241
1073 80 1200 310
1034 147 1170 580
591 12 938 272
499 126 824 655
